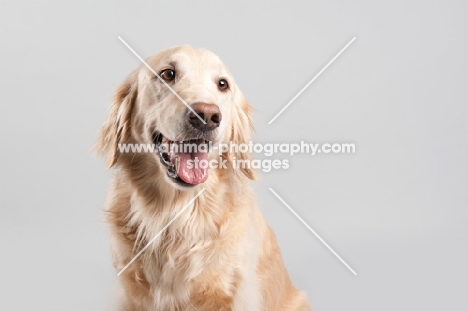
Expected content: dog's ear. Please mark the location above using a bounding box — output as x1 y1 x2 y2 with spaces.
228 90 257 180
95 73 138 168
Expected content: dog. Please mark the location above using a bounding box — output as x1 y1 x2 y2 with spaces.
96 45 311 311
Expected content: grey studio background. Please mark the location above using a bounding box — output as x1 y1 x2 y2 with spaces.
1 1 467 310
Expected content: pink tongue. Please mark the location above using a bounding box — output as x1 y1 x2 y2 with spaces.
171 149 208 185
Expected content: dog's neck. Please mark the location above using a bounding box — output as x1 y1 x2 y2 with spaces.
116 151 250 240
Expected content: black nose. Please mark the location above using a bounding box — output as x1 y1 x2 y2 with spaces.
188 103 222 131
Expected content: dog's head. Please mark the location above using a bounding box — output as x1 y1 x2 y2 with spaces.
96 45 255 189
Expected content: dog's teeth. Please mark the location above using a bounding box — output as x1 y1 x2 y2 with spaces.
175 157 180 173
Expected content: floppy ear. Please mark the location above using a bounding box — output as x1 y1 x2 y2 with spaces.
228 90 257 180
95 74 138 168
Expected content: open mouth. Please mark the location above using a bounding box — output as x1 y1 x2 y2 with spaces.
153 132 210 187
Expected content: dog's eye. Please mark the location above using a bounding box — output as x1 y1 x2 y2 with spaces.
218 79 229 91
160 69 175 82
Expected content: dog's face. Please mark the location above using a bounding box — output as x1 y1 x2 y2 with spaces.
140 46 232 143
96 45 254 189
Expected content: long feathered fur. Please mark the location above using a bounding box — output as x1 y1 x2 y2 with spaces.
96 45 311 311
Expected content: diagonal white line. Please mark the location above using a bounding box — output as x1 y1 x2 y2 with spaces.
117 188 206 276
268 188 357 276
117 36 206 124
268 37 356 124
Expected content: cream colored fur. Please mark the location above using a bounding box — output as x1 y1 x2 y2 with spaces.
96 45 311 311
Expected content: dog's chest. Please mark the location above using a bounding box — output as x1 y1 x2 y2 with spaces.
137 212 222 308
128 194 251 310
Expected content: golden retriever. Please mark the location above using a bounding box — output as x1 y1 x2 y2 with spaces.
96 45 311 311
